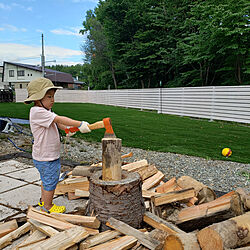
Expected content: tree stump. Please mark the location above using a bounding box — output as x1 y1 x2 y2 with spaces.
88 170 145 230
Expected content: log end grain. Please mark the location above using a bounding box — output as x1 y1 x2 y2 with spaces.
197 227 224 250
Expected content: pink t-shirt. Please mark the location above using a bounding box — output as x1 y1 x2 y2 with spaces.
30 106 61 161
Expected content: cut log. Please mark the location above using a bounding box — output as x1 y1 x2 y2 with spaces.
88 235 137 250
197 211 250 250
79 230 121 249
0 219 18 237
121 159 148 172
177 176 216 204
102 138 122 181
75 189 90 197
164 233 200 250
16 230 47 249
142 171 165 190
55 180 89 195
35 226 89 250
106 217 162 250
0 222 31 249
152 188 195 206
143 212 184 235
172 192 244 231
236 188 250 211
27 218 59 237
27 206 75 230
50 213 100 229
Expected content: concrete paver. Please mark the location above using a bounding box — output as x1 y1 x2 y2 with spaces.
0 160 32 174
5 167 40 182
0 184 41 211
53 195 88 214
0 204 19 221
0 175 27 193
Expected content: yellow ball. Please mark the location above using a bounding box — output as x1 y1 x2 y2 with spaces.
222 148 232 157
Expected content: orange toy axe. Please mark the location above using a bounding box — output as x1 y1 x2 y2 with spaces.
65 117 116 138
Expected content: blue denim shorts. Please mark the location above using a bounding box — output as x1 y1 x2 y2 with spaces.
33 158 61 191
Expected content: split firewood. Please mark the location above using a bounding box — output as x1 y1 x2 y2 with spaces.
0 219 18 237
61 176 88 184
164 233 200 250
106 217 162 250
87 235 138 250
142 190 161 199
0 222 31 249
35 226 89 250
236 188 250 211
197 211 250 250
68 192 81 200
121 159 148 171
27 206 75 230
156 177 198 207
142 171 165 190
27 218 59 237
152 188 195 206
75 189 90 197
148 229 168 249
72 165 102 177
132 164 159 180
55 180 89 195
49 213 100 229
143 212 185 235
15 230 47 249
121 152 133 159
79 230 121 249
156 177 178 193
169 192 244 231
177 176 216 204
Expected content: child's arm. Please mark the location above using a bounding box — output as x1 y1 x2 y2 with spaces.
54 116 81 129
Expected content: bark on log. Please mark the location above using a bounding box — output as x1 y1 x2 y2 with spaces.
102 138 122 181
236 188 250 211
88 170 145 230
197 211 250 250
177 176 216 204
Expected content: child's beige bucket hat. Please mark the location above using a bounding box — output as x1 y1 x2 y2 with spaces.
24 77 62 104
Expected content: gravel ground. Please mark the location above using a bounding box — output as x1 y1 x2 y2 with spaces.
0 127 249 193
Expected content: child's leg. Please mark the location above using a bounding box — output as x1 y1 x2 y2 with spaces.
41 184 55 210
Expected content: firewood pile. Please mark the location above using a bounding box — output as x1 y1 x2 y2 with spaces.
0 158 249 250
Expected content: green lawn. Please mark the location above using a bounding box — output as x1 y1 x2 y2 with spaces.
0 103 250 163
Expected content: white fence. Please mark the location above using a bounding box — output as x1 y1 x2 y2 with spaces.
16 85 250 124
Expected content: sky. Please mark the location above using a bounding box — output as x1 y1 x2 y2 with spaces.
0 0 99 66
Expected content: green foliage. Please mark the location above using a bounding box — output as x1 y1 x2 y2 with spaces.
1 103 250 163
78 0 249 89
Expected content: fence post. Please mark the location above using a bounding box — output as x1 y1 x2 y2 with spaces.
210 86 215 122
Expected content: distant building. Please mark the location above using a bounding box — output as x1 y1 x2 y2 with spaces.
2 61 74 89
71 76 85 89
0 66 10 89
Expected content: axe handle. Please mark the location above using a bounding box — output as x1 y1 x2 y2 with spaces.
67 121 104 133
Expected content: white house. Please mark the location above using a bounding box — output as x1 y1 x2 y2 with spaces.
3 61 74 89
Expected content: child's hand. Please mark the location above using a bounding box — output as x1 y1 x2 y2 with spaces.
65 127 77 137
78 121 91 133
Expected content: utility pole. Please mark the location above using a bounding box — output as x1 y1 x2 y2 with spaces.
41 34 45 77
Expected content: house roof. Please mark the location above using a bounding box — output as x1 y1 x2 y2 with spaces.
4 61 74 84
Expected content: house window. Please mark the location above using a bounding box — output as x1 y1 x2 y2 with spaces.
17 70 25 76
9 70 14 77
